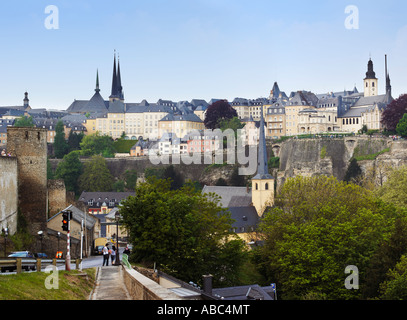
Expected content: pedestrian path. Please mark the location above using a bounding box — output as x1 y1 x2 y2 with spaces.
90 266 131 300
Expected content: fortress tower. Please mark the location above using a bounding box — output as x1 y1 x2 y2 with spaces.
7 127 48 234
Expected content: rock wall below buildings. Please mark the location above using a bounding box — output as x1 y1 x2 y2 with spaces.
49 137 406 191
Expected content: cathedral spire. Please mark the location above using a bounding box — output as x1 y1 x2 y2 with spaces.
110 51 118 99
117 55 124 100
95 69 100 93
385 54 392 97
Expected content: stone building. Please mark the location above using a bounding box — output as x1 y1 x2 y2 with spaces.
6 127 48 235
0 156 18 235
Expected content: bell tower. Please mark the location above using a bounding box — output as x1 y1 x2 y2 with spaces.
252 105 274 217
364 58 378 97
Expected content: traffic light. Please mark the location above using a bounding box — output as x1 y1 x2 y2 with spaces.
62 211 71 231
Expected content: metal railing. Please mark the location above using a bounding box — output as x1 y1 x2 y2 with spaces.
0 258 82 274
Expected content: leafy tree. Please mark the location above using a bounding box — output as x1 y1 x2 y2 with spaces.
54 151 83 195
380 255 407 300
54 120 69 159
119 178 247 286
381 94 407 131
47 158 54 180
67 131 84 152
124 169 138 191
80 132 116 157
363 218 407 299
78 155 113 192
396 114 407 138
204 100 237 130
112 180 125 192
256 175 399 300
14 116 34 127
375 166 407 208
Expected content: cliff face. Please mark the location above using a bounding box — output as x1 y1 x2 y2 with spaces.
48 137 405 189
276 137 392 187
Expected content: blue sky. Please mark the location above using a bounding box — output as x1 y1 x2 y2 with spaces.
0 0 406 110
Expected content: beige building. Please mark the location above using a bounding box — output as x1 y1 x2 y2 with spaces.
158 113 204 139
265 102 286 139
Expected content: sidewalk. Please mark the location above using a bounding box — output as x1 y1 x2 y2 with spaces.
90 266 131 300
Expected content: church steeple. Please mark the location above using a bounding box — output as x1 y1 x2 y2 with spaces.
95 69 100 93
110 51 118 101
251 105 275 217
364 58 378 97
117 56 124 100
385 54 392 97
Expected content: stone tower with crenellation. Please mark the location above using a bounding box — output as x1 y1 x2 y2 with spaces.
6 127 48 235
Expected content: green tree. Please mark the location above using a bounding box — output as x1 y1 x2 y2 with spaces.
14 116 34 127
380 255 407 300
119 178 247 286
54 120 69 159
80 132 116 157
78 155 114 192
54 151 83 195
256 175 399 300
375 166 407 208
124 169 138 191
396 114 407 138
67 131 84 152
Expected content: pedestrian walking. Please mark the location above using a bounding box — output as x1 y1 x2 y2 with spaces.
111 245 116 265
102 243 109 266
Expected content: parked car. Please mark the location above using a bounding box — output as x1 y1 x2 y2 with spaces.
34 253 48 258
3 251 36 272
8 251 34 258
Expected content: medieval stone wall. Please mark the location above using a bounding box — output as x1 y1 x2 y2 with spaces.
6 127 48 234
0 156 18 234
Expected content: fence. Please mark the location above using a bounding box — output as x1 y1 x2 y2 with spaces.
0 258 82 274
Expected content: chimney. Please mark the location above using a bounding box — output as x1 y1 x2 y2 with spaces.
202 274 213 296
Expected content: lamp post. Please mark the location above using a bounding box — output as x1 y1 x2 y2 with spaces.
38 231 43 253
114 211 120 265
2 228 8 257
57 232 60 252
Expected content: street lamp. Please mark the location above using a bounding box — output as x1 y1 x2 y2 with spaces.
2 228 8 257
38 230 43 253
114 211 120 265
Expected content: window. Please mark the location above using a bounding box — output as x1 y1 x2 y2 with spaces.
255 183 258 190
265 183 269 190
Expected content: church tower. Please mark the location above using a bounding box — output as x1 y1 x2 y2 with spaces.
109 51 124 102
252 105 274 217
364 58 378 97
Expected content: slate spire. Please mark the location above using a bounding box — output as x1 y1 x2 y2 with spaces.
110 51 118 99
117 55 124 100
95 69 100 93
254 105 273 179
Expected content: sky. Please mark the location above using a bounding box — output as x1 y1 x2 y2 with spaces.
0 0 406 110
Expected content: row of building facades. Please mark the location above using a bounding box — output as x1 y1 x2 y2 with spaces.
0 54 394 150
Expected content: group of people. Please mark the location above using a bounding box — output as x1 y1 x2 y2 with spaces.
102 243 117 266
102 243 131 266
1 149 12 157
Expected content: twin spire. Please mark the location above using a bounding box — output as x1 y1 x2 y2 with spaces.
109 51 124 101
94 51 124 101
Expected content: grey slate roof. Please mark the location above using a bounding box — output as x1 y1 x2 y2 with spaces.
202 186 252 208
212 285 274 300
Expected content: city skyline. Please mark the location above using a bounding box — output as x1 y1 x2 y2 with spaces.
0 0 406 110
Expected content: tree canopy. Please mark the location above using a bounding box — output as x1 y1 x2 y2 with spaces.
14 116 34 127
53 120 69 159
78 155 114 192
204 100 238 130
119 178 247 287
255 175 405 300
54 151 83 195
80 132 116 157
381 94 407 131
